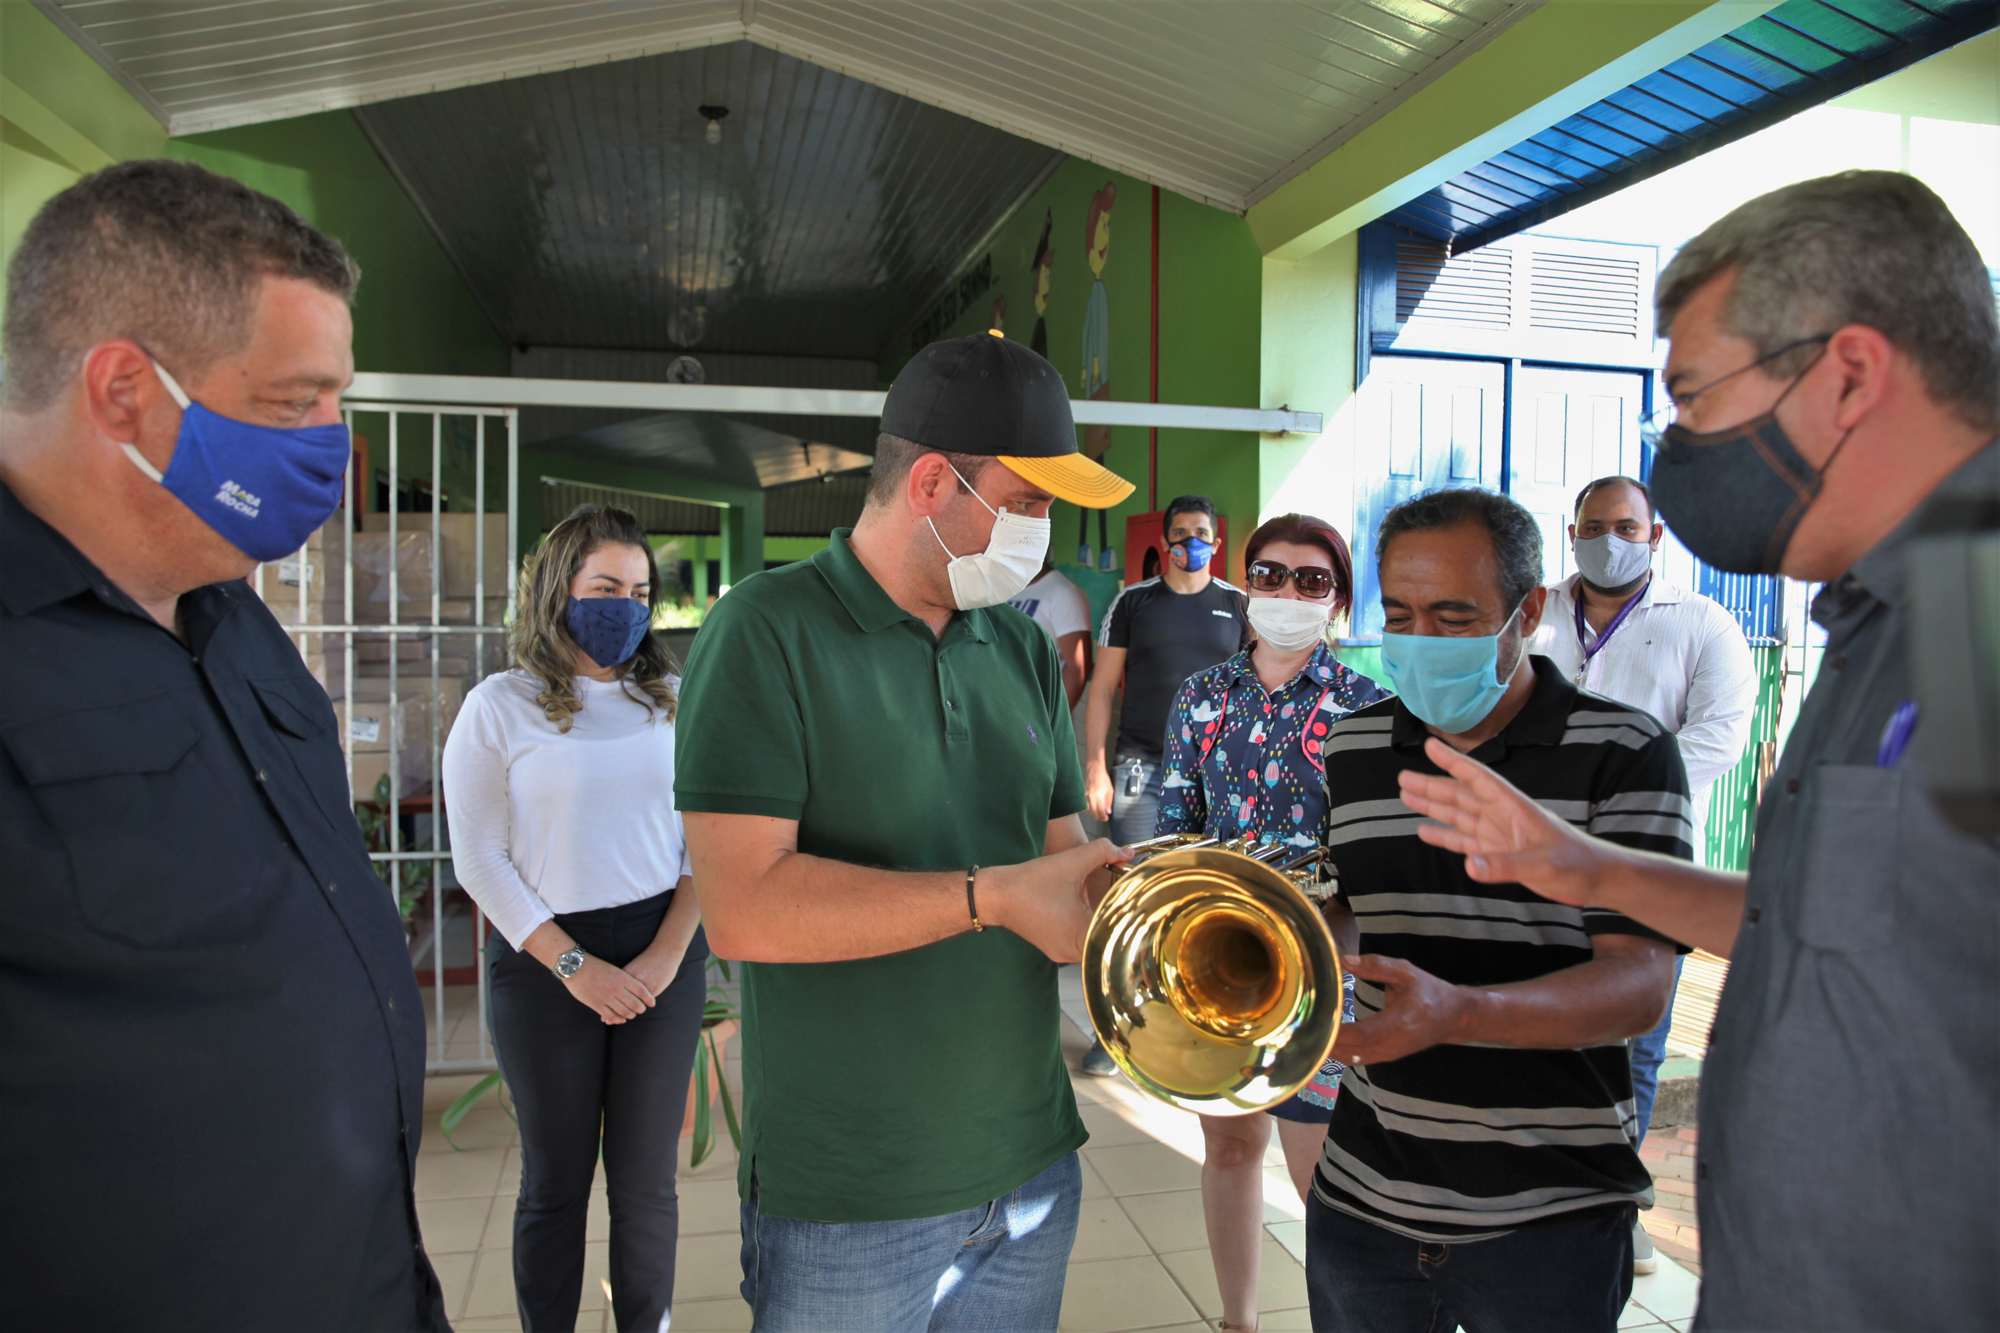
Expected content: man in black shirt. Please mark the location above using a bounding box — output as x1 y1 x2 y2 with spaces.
1310 489 1682 1333
0 162 446 1329
1080 494 1246 1074
1083 495 1248 841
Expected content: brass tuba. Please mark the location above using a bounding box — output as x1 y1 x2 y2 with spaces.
1083 834 1342 1116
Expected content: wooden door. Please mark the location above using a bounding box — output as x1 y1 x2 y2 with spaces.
1350 356 1505 636
1507 365 1648 585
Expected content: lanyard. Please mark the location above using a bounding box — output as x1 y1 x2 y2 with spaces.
1572 586 1643 686
1196 675 1337 774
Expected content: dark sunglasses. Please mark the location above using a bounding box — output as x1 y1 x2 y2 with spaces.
1247 559 1335 599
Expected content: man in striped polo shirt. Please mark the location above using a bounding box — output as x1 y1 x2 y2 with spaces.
1309 488 1685 1332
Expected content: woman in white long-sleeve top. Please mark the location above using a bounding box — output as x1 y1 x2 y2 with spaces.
443 504 706 1333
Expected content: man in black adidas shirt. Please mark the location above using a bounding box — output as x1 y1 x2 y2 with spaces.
1082 495 1248 846
1310 489 1684 1332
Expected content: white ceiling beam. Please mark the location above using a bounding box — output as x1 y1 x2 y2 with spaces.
51 1 1541 218
346 372 1323 435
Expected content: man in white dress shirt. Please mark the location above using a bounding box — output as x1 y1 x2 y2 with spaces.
1529 473 1755 1274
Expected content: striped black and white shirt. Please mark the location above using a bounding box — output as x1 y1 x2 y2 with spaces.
1314 656 1691 1242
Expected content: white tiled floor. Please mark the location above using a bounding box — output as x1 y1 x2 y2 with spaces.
415 968 1699 1331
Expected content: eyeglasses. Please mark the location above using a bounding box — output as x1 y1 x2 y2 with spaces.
1641 335 1830 447
1247 559 1335 599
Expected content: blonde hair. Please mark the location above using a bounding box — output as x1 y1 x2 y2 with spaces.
510 504 677 733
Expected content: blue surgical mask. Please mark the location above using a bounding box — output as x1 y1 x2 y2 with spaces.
1171 536 1214 572
566 595 652 668
122 358 352 562
1380 606 1525 734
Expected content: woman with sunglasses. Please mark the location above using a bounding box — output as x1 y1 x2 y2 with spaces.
1155 512 1387 1333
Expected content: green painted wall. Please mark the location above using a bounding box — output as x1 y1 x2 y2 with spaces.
881 158 1264 581
3 11 508 531
1 4 167 334
1258 233 1363 535
164 114 510 525
166 114 505 382
2 6 502 391
764 536 829 564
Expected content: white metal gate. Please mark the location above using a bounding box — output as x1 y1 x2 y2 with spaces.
253 400 518 1074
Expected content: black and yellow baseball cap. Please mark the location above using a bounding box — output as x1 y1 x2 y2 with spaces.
880 334 1135 508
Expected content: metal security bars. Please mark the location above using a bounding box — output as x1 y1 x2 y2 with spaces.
251 402 518 1075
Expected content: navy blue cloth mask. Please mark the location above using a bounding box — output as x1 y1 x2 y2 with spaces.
122 358 352 562
566 596 652 667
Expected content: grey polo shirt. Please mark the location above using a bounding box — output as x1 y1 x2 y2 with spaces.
1695 440 1999 1331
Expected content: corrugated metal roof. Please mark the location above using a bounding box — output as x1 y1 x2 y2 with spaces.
539 470 868 536
763 472 869 538
351 41 1060 361
511 346 879 454
42 0 1536 213
536 405 876 490
1384 0 1999 249
540 478 724 535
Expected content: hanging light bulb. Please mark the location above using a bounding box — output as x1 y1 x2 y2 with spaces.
699 104 728 146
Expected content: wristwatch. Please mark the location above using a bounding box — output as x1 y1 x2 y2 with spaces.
554 947 586 979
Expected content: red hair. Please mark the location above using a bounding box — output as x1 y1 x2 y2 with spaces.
1085 182 1118 249
1244 513 1355 619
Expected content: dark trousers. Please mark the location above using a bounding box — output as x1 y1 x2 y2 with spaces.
488 893 708 1333
1109 750 1164 846
1306 1194 1634 1333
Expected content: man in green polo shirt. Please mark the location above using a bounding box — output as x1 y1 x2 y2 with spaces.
675 333 1137 1332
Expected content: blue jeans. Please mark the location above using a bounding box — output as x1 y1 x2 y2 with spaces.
738 1153 1081 1333
1306 1195 1634 1333
1109 751 1163 846
1629 957 1684 1148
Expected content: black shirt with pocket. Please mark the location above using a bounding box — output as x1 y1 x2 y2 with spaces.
0 483 445 1330
1098 575 1249 759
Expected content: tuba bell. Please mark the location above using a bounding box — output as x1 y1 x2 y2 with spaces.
1083 833 1342 1116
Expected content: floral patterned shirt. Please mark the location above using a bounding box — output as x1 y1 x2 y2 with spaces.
1156 642 1389 846
1153 640 1388 1111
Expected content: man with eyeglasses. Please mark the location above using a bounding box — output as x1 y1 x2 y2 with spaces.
1079 494 1248 1075
1527 474 1755 1275
1398 171 1999 1330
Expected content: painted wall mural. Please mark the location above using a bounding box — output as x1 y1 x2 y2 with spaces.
1030 209 1054 359
879 158 1259 618
1081 181 1117 460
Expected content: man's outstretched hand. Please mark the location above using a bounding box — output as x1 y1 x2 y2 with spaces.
1397 737 1609 908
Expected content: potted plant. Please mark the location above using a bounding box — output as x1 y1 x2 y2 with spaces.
684 957 742 1167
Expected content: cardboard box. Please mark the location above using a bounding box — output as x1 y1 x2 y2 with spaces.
345 745 434 803
437 595 511 626
352 531 434 619
254 510 513 627
362 512 509 599
252 509 350 605
334 696 433 754
351 674 468 738
355 633 431 663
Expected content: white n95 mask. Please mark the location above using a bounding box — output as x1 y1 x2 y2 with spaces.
929 464 1050 609
1246 596 1333 651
